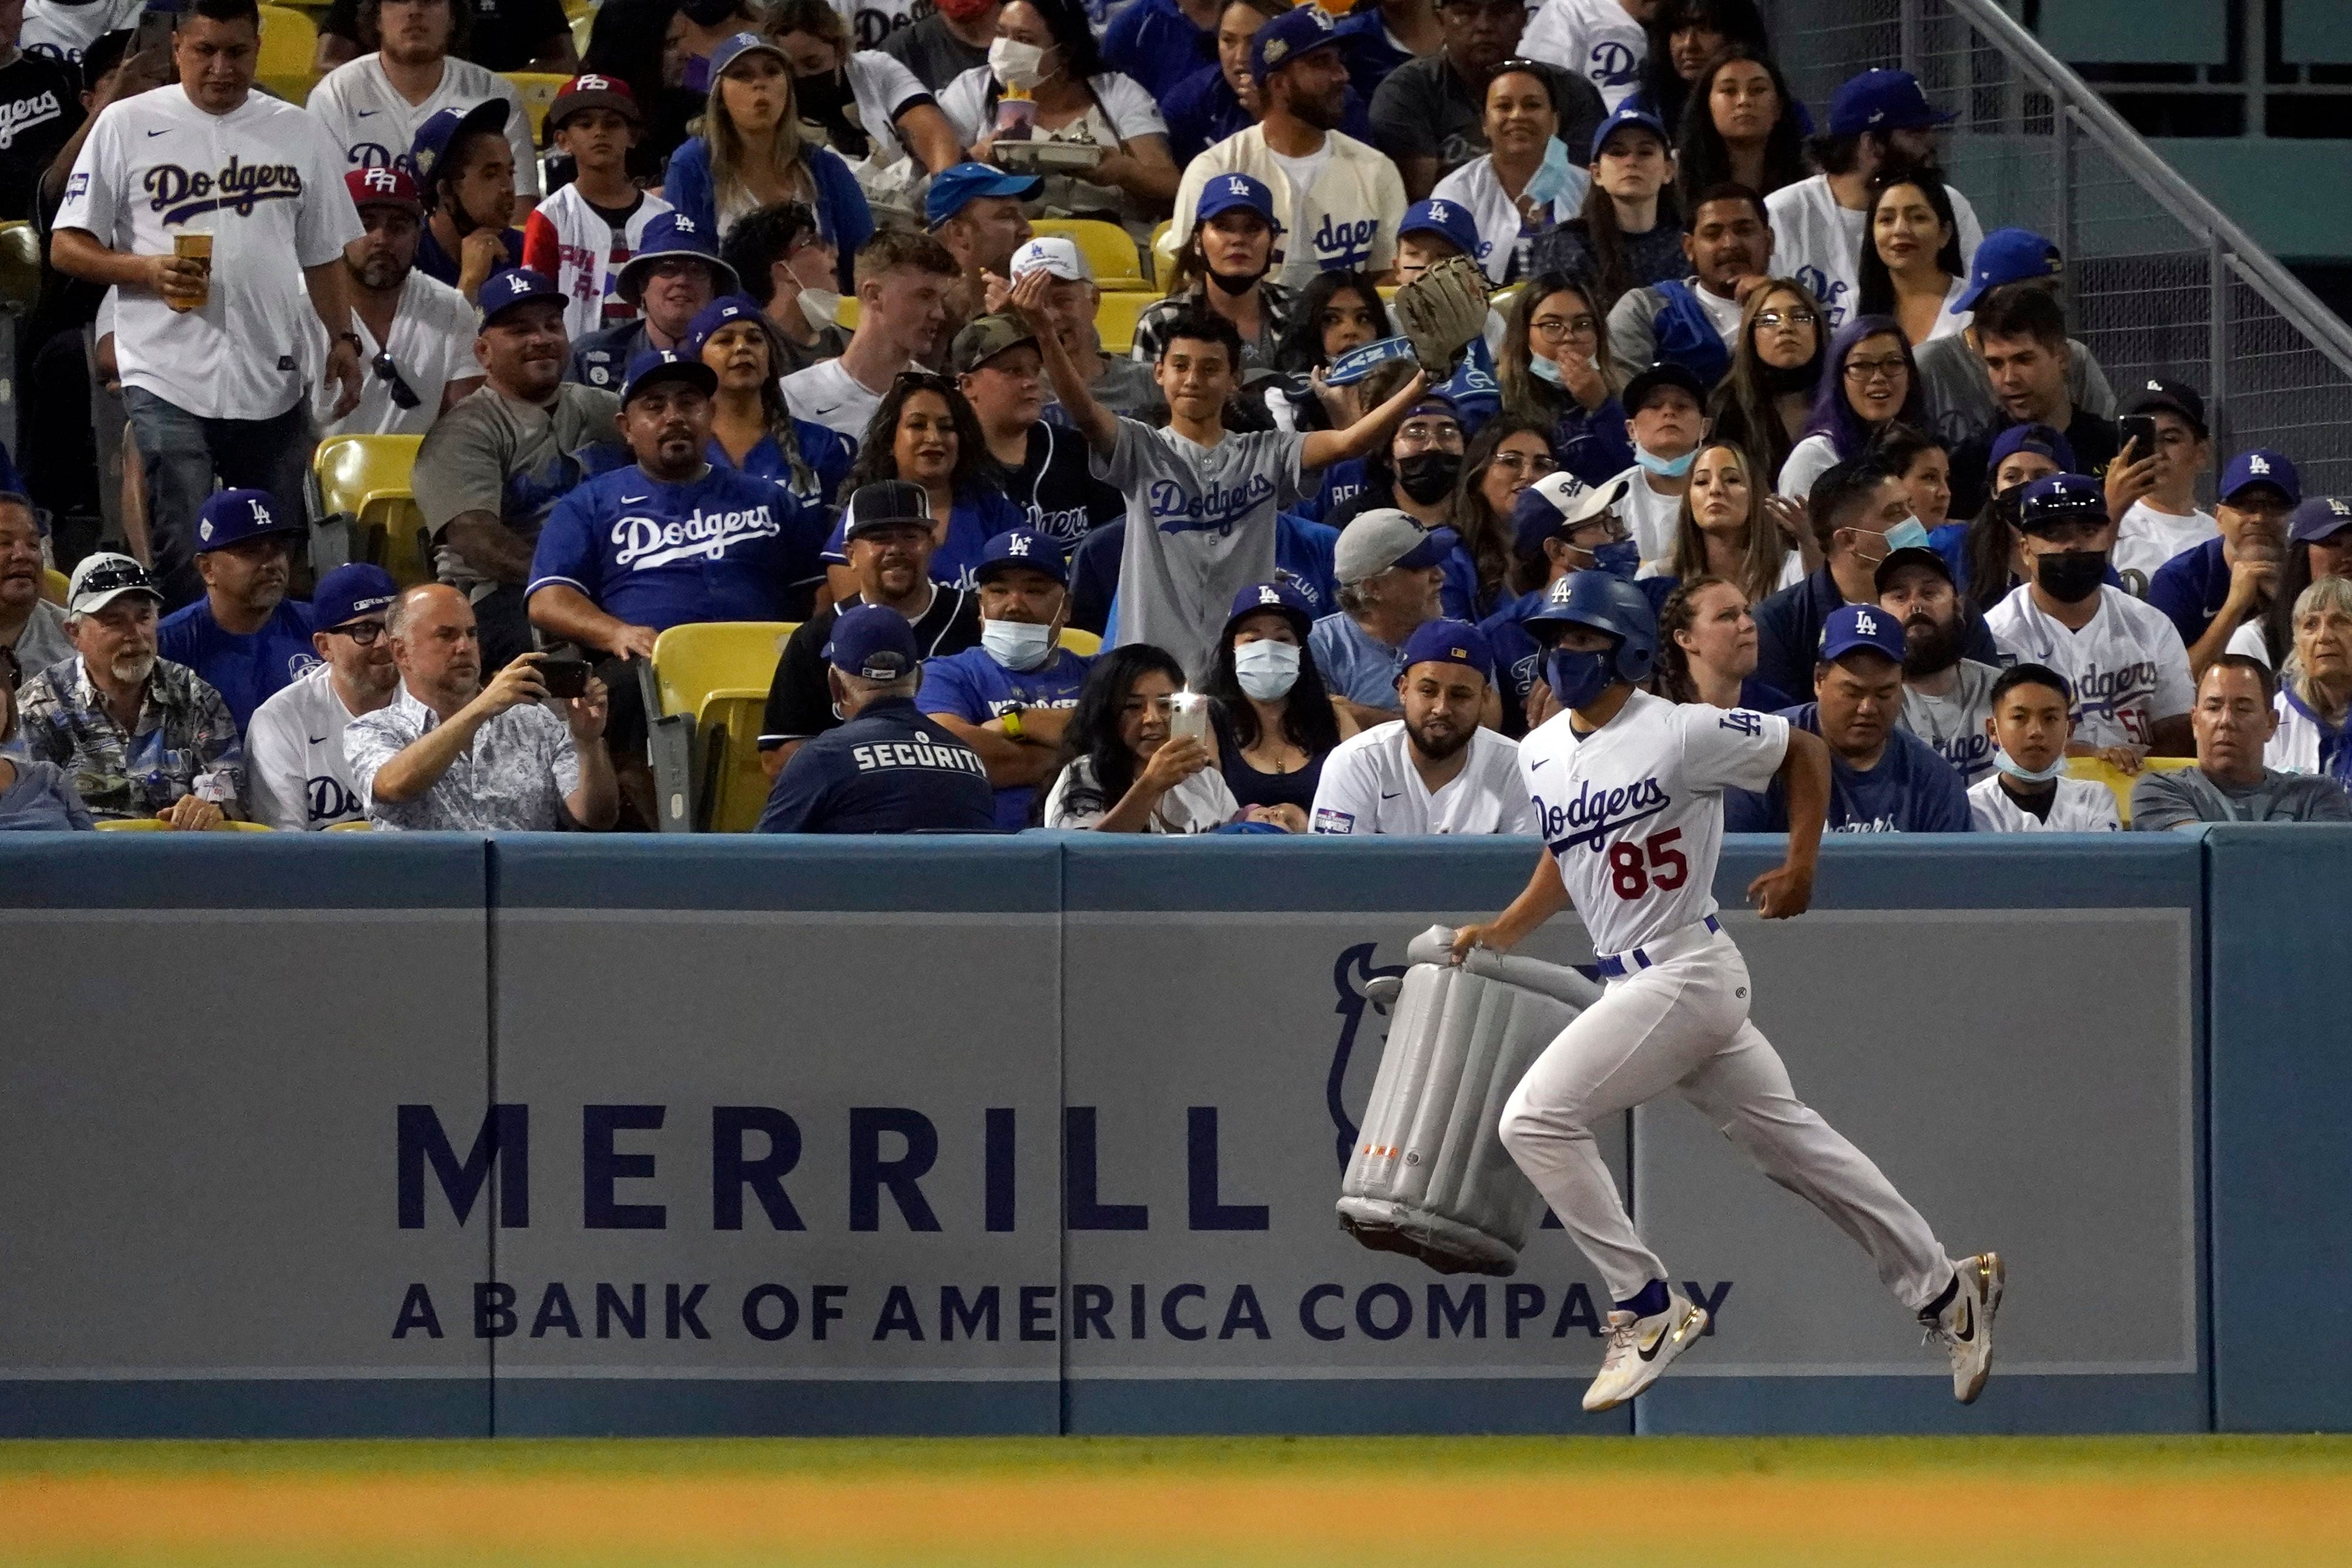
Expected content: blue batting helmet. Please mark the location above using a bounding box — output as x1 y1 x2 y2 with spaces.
1525 570 1658 685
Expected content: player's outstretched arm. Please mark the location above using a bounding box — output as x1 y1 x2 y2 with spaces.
1303 368 1430 472
1451 847 1569 963
1747 726 1828 920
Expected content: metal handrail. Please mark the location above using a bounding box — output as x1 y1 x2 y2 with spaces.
1940 0 2352 380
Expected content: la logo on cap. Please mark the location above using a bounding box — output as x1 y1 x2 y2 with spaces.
1431 202 1451 221
673 216 697 233
248 498 272 526
1852 609 1880 636
1257 585 1281 605
2333 501 2351 516
1008 535 1033 556
2250 454 2272 475
506 273 532 295
1224 177 1250 197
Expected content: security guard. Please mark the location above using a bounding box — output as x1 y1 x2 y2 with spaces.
756 605 999 834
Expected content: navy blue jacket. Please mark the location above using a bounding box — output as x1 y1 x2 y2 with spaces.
757 697 997 834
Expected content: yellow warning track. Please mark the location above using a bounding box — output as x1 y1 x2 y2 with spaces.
5 1435 2350 1567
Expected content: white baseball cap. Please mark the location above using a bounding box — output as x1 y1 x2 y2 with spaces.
66 552 163 616
1009 237 1091 284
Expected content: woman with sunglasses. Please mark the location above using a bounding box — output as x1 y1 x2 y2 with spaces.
821 372 1024 605
1778 313 1924 502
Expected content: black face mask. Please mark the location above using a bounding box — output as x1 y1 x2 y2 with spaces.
1396 451 1462 505
1204 264 1261 296
2034 548 2107 604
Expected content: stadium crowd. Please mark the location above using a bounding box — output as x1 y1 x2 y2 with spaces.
2 0 2348 837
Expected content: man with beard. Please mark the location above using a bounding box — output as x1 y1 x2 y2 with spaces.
1370 0 1600 199
244 563 402 828
415 268 623 674
758 479 981 776
306 0 536 201
1313 506 1456 722
408 101 526 301
16 552 241 825
2148 448 2299 681
956 314 1122 548
568 211 736 391
1308 616 1531 834
1171 8 1407 290
1986 472 2195 769
320 166 481 437
157 490 318 731
345 582 617 830
1878 544 2000 787
1727 601 1971 833
1608 186 1775 390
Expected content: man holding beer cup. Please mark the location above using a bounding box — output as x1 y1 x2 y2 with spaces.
51 0 366 610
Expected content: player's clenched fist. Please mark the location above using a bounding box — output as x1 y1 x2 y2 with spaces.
1744 858 1814 919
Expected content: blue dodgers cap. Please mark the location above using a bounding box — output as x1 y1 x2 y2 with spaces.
1826 67 1955 137
1985 421 2075 480
193 488 301 552
684 293 766 358
1817 601 1907 666
1952 227 2062 313
410 99 509 189
1195 170 1282 231
974 529 1067 586
617 210 739 301
1509 468 1631 558
1590 103 1668 162
2220 448 2301 506
1224 578 1315 639
313 562 399 631
479 266 566 324
1324 334 1415 387
1399 617 1493 683
2290 495 2352 545
708 29 787 79
2016 471 2108 535
1398 197 1481 260
824 603 921 682
925 160 1044 227
1250 5 1341 83
619 348 719 404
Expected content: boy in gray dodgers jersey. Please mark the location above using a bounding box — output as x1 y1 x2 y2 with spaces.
1008 270 1432 681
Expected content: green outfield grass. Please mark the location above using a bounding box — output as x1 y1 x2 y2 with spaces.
5 1434 2350 1567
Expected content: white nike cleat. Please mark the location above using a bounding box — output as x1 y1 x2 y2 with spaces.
1582 1292 1709 1412
1923 1251 2005 1404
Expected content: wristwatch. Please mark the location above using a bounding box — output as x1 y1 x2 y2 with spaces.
1000 707 1026 740
332 331 363 351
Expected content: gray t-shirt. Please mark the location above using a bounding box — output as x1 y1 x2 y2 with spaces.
1368 52 1605 185
412 383 622 602
2129 765 2352 830
1098 418 1311 682
3 598 75 676
880 12 988 93
1915 333 2116 451
1898 657 2001 787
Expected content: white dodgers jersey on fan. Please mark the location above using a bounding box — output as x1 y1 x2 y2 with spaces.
1517 689 1790 958
1984 583 2195 751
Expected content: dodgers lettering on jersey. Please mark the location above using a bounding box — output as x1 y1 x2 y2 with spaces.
1310 211 1380 272
0 89 65 152
528 466 823 632
1152 472 1277 538
1793 264 1851 331
612 502 780 569
143 157 306 224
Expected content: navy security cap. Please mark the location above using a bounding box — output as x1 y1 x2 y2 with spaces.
2290 495 2352 545
685 293 765 358
975 529 1067 586
1826 68 1954 137
825 603 921 682
313 563 400 631
1250 5 1340 83
926 161 1044 227
1985 421 2075 480
479 266 566 324
1952 227 2061 313
2220 448 2300 506
618 210 738 301
1224 579 1315 641
1509 468 1630 558
2016 472 2109 535
1399 617 1493 683
411 99 509 189
194 488 301 553
1399 198 1481 260
1590 103 1669 162
1195 171 1282 231
620 348 719 404
1817 601 1907 666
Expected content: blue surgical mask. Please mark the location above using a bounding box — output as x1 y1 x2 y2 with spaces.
1546 646 1616 710
1525 135 1577 208
1636 446 1697 479
1528 354 1564 387
1589 538 1640 580
1881 517 1932 554
981 618 1055 672
1993 747 2069 785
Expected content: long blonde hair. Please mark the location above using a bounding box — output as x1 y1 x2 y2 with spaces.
1668 440 1790 607
704 52 813 224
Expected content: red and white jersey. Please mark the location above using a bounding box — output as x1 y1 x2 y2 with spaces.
521 183 672 338
1516 687 1789 957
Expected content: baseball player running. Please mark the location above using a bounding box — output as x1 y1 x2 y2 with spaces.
1452 571 2001 1412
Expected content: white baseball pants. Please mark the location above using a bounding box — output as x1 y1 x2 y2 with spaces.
1497 925 1952 1314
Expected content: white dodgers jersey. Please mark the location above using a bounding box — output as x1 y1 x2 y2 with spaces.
1516 689 1790 958
1984 583 2195 751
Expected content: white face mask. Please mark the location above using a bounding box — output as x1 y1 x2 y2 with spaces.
1234 638 1301 701
988 36 1048 92
981 617 1056 671
797 287 843 333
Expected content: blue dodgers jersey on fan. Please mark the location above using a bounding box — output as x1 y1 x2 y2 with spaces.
755 697 997 834
1724 703 1973 834
708 425 855 512
156 597 320 731
528 464 828 632
821 488 1026 590
915 645 1093 829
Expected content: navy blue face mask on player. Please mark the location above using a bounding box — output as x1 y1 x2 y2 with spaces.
1546 645 1618 710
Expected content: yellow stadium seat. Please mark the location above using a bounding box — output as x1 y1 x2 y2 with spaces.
0 220 40 313
257 4 320 105
639 621 796 832
1095 290 1155 357
220 819 273 831
834 294 860 331
2064 755 2197 828
1032 219 1146 290
327 819 375 832
1149 219 1178 286
93 818 168 831
42 568 67 606
570 7 593 55
694 688 776 833
503 72 570 146
314 434 433 587
1058 627 1100 656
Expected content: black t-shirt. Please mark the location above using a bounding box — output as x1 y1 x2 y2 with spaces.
759 585 983 750
1002 420 1123 550
321 0 572 72
1367 52 1603 184
0 53 82 223
580 0 703 174
1948 405 2121 522
1210 704 1327 813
